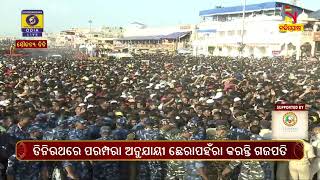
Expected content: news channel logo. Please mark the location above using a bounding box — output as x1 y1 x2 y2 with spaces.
278 5 304 33
21 10 44 37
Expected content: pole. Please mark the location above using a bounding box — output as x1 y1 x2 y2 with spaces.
241 0 246 57
89 20 92 33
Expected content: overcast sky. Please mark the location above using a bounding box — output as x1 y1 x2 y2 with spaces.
1 0 319 36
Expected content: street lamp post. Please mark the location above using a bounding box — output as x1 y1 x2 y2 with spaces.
89 20 93 33
195 26 199 58
240 0 246 57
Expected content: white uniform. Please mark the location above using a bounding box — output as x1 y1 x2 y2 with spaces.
289 140 315 180
311 136 320 179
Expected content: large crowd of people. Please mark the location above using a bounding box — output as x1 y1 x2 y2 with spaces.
0 53 320 180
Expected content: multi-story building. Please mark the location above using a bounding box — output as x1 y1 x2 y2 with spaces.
115 22 193 53
192 1 320 58
101 26 124 38
48 27 124 49
310 10 320 56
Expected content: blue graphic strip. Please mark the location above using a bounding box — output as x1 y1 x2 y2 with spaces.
22 32 43 37
21 28 43 33
21 10 43 14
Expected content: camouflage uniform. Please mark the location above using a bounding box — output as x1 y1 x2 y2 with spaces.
68 129 89 140
228 127 251 140
92 136 120 180
136 127 167 180
206 126 230 180
113 118 130 179
6 154 45 180
111 128 129 140
227 127 250 180
164 129 185 180
66 116 84 128
228 160 265 180
112 117 129 140
46 112 61 128
187 117 206 140
251 134 273 180
62 161 92 180
44 127 69 140
87 124 101 140
43 127 69 180
7 124 30 140
33 113 50 131
184 161 205 180
63 123 91 179
182 130 205 180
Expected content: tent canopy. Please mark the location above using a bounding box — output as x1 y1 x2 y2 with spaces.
118 31 191 41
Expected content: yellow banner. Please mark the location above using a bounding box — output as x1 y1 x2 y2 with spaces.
279 24 304 33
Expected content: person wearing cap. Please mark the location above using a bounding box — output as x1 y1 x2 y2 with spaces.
7 114 31 140
250 125 274 180
206 125 230 180
222 137 265 180
112 117 129 140
43 118 69 180
28 125 43 140
0 116 15 133
63 110 91 179
180 126 208 180
46 101 65 129
228 121 250 141
86 116 104 140
163 121 186 180
6 119 48 180
259 120 272 140
91 126 120 180
187 117 206 140
43 118 68 141
0 131 17 180
32 113 49 132
67 119 88 141
6 153 48 180
111 117 130 180
135 118 167 180
63 159 91 180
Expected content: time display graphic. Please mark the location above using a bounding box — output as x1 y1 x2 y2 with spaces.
15 40 47 49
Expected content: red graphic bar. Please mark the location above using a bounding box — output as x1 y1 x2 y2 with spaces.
15 40 47 49
274 104 305 111
16 140 303 161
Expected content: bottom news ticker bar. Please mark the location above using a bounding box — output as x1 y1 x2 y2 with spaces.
16 140 304 161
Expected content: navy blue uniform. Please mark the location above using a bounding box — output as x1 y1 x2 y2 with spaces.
92 136 120 180
6 154 45 180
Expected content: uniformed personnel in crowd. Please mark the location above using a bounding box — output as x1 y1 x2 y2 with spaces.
0 52 320 180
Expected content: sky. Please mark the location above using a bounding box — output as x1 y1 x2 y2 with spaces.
0 0 319 36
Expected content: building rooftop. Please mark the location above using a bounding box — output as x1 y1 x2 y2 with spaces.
199 1 313 17
118 31 191 41
310 9 320 19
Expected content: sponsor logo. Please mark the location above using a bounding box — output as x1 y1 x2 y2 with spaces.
283 112 298 127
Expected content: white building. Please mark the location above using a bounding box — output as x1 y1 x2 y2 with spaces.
116 22 194 53
47 27 124 48
192 1 320 58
